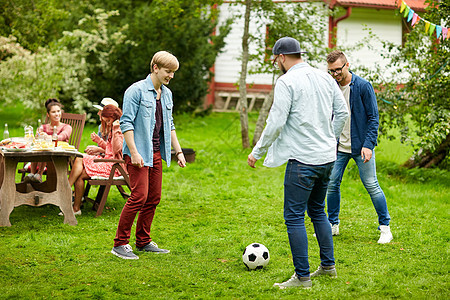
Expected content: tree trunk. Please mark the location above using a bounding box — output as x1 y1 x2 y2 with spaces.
402 132 450 168
252 88 274 146
238 0 252 149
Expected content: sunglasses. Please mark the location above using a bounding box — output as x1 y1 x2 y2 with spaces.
328 63 346 75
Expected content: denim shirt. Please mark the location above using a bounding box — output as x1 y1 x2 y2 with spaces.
347 72 379 155
120 74 175 167
251 62 349 167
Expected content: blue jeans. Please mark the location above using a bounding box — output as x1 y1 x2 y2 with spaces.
284 160 335 278
327 151 390 226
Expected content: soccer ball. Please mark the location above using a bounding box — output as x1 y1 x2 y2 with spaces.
242 243 270 270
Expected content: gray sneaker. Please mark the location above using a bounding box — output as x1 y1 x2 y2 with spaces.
136 241 170 253
273 273 312 289
111 244 139 260
310 265 337 278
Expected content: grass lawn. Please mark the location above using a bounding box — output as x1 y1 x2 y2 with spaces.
0 111 449 299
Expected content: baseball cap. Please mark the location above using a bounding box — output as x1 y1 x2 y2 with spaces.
93 97 119 110
272 37 306 55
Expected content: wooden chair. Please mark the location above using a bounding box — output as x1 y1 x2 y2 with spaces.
83 158 131 217
19 112 86 180
58 112 86 151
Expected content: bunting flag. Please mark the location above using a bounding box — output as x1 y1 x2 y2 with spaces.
425 20 430 33
398 0 448 41
407 9 414 22
436 26 442 39
411 13 418 27
400 1 406 12
403 6 410 18
429 23 436 36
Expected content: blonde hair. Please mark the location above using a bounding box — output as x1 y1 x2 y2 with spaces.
150 51 179 73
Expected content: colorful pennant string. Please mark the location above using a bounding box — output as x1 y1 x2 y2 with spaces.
407 9 414 22
398 0 448 40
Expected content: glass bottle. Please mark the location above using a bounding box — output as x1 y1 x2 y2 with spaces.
36 119 42 141
3 123 9 140
52 126 58 147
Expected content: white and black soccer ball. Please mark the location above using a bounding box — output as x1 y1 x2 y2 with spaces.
242 243 270 270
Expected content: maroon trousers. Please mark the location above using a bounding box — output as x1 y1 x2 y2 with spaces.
114 152 163 248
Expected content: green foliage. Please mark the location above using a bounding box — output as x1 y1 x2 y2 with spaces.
115 0 230 112
364 1 450 168
0 9 132 121
0 35 90 120
0 0 69 51
0 0 231 116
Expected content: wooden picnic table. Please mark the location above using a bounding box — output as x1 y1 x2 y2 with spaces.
0 149 82 226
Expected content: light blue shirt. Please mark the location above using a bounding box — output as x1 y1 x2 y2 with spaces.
120 75 175 167
251 62 349 167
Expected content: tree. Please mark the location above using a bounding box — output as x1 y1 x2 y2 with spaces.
368 0 450 168
231 0 330 148
238 0 252 149
0 9 133 121
107 0 231 112
0 0 231 116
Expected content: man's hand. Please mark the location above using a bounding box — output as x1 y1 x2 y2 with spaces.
247 153 258 168
361 147 372 163
131 152 144 168
177 153 186 168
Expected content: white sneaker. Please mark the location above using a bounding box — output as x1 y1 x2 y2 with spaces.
331 224 339 236
378 225 393 244
273 273 312 289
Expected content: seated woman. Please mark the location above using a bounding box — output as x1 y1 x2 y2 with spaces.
26 98 72 182
65 104 124 215
84 97 120 156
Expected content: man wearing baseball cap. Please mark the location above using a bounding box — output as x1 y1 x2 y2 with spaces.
248 37 349 288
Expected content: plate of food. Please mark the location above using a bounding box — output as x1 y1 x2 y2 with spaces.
56 144 77 151
2 147 31 152
2 141 31 152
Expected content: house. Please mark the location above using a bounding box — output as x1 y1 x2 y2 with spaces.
207 0 428 111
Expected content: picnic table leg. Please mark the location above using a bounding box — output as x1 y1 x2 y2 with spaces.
0 158 18 226
52 156 77 226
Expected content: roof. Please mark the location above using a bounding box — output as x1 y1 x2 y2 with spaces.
329 0 429 12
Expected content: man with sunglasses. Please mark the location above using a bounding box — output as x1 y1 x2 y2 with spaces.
326 50 393 244
248 37 349 289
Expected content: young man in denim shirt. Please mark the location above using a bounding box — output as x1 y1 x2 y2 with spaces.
326 50 393 244
111 51 186 260
248 37 349 289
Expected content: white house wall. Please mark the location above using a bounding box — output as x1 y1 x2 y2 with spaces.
336 7 403 73
215 3 403 87
215 3 274 85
